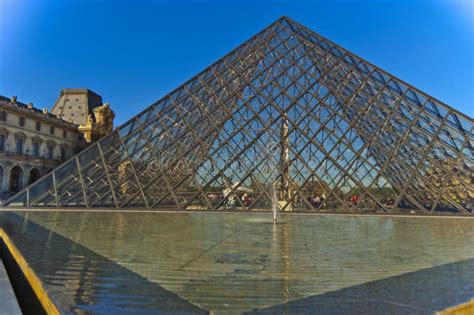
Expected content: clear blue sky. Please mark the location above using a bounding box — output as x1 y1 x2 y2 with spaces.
1 0 473 125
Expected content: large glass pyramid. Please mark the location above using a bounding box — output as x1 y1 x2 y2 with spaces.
6 17 473 214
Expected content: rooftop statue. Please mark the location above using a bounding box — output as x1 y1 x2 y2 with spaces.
93 103 115 137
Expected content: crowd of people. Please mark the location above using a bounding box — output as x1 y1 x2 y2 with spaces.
381 198 395 208
216 191 399 212
223 193 253 208
307 193 326 208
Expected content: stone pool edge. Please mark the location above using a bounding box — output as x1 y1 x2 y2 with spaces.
0 228 60 315
1 207 474 219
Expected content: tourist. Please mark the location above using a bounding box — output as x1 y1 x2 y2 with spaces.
315 195 321 207
244 194 252 207
242 193 251 207
351 195 359 206
227 195 236 208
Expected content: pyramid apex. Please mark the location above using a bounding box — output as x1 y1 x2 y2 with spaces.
276 16 294 24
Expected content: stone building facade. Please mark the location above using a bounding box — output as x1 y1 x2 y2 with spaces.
0 89 115 203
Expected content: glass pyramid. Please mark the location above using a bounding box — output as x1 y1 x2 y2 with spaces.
6 17 473 214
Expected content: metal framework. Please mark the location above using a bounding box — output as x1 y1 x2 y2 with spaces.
6 17 473 214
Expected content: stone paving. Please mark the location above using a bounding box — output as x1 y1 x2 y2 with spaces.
0 210 473 313
0 257 22 315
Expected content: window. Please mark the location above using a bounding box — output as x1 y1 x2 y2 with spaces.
62 130 67 138
60 147 67 161
0 111 6 122
50 126 55 135
0 134 5 152
35 121 41 131
33 142 40 157
19 117 25 127
16 138 24 155
47 144 54 160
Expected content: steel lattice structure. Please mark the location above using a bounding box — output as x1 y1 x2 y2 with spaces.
6 17 474 214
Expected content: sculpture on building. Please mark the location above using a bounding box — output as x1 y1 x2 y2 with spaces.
93 103 115 139
78 103 115 142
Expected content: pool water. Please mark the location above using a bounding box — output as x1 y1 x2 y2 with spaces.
1 210 473 314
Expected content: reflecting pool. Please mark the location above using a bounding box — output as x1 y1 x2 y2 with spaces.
1 210 473 314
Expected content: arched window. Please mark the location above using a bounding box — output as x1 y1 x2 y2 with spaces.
28 168 41 185
47 143 55 160
9 166 23 193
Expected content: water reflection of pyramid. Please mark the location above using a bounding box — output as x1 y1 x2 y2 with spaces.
7 17 473 214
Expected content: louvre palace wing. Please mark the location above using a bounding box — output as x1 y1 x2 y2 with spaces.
6 17 473 214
